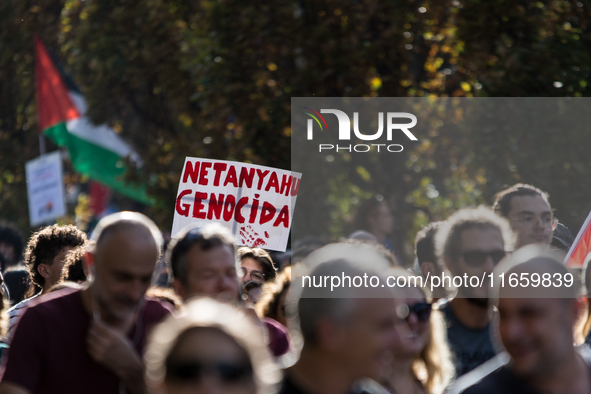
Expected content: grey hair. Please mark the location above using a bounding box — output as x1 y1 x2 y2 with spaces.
292 242 399 346
435 205 516 269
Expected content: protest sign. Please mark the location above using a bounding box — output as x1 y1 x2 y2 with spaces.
172 157 302 251
25 151 66 226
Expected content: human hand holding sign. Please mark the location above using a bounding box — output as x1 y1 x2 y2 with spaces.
87 319 145 394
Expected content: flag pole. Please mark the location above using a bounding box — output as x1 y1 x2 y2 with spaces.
39 134 46 155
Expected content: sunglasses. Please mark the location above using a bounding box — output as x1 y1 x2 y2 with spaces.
406 302 432 322
458 250 506 267
166 359 253 384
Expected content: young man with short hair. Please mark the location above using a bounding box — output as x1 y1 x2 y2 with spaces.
7 224 87 334
493 183 554 249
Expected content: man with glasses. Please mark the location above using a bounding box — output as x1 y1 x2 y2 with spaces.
493 183 554 249
168 223 239 303
435 206 517 376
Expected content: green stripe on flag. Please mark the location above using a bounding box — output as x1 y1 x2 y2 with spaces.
44 122 154 205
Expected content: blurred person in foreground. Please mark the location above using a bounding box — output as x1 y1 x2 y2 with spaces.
0 212 172 394
451 245 590 394
238 247 277 304
493 184 554 249
145 296 281 394
435 206 516 376
382 269 454 394
281 242 409 394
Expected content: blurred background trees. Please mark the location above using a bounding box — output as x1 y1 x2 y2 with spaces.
1 0 590 264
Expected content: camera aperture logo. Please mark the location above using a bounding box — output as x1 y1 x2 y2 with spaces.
303 107 418 153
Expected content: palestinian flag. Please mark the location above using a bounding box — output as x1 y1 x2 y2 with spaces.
564 209 591 268
34 36 153 205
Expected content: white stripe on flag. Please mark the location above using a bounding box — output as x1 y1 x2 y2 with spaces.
66 92 142 166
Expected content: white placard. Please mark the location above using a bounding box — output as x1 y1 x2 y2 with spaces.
172 157 302 252
25 151 66 226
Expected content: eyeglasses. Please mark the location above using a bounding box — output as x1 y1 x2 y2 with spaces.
166 359 253 384
406 302 432 322
241 267 265 282
458 250 506 267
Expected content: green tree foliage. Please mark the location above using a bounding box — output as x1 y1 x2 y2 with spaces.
456 0 591 229
0 0 65 232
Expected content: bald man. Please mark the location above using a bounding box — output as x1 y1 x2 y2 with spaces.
451 246 591 394
0 212 171 394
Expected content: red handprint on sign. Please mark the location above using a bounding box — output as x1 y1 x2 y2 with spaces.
239 225 269 247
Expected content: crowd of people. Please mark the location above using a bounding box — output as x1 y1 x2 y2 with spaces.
0 182 588 393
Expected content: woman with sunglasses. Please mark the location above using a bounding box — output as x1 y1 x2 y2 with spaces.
383 269 454 394
145 297 281 394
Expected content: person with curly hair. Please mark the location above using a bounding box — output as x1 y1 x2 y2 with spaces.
7 224 87 335
255 267 291 327
60 241 94 284
352 195 396 252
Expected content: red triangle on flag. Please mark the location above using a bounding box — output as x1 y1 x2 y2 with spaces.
89 181 112 217
34 35 80 132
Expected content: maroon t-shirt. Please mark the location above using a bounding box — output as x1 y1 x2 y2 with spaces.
0 288 171 393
